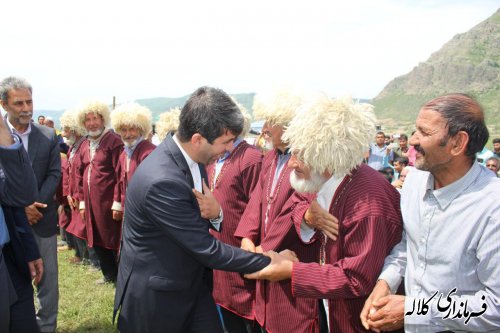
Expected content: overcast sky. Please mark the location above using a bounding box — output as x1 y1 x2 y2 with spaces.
1 0 498 111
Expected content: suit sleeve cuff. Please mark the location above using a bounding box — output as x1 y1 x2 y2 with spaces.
0 135 22 149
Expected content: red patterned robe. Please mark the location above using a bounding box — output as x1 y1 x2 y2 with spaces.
76 130 123 250
64 137 88 240
288 164 403 333
114 139 156 209
207 140 262 319
235 149 320 333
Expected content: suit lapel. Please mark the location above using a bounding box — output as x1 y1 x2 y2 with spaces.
27 124 40 164
164 134 195 188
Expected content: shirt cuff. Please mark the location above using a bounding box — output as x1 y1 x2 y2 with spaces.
209 208 223 232
79 201 85 210
300 219 316 242
111 201 123 211
378 268 403 294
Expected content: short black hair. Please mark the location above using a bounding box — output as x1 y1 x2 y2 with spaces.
493 138 500 144
177 86 243 144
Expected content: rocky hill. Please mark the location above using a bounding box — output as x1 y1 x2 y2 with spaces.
373 9 500 130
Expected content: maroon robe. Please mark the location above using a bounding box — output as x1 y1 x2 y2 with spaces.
76 130 123 250
114 140 156 208
235 149 320 333
65 137 88 240
288 164 403 333
207 140 263 319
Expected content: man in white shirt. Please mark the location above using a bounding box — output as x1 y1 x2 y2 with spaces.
361 93 500 332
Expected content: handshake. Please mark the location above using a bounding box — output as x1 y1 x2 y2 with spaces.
244 249 299 282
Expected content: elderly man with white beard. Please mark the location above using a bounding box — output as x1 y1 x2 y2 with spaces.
246 95 403 333
75 101 123 284
110 103 156 220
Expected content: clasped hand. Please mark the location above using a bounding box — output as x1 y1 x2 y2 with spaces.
25 202 47 225
244 250 298 282
193 180 221 219
360 280 405 331
304 200 339 241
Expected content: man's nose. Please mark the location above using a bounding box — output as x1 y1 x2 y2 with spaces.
409 133 418 146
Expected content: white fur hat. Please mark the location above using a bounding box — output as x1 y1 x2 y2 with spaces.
111 102 152 137
156 107 181 141
76 100 111 128
283 94 377 177
252 88 305 127
59 108 86 137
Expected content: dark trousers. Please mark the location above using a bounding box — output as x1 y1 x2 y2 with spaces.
61 229 80 257
3 245 39 333
73 237 99 267
220 307 260 333
93 246 118 282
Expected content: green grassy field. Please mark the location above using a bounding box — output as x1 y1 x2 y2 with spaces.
56 248 118 333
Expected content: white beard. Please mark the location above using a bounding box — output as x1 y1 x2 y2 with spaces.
88 128 104 138
124 138 139 148
264 140 274 151
64 135 75 146
290 170 328 194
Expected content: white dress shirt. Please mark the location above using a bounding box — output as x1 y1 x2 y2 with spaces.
6 117 31 152
173 135 222 230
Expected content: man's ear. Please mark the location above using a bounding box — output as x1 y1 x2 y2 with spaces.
450 131 469 156
191 133 204 146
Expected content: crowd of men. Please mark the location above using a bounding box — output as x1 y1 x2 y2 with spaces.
0 76 499 333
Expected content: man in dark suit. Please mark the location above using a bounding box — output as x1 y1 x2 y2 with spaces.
1 76 61 333
114 86 273 333
0 111 41 332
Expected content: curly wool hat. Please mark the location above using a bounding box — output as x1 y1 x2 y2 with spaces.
283 94 377 177
252 88 305 127
156 107 181 141
76 100 111 128
111 102 152 137
59 108 86 137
